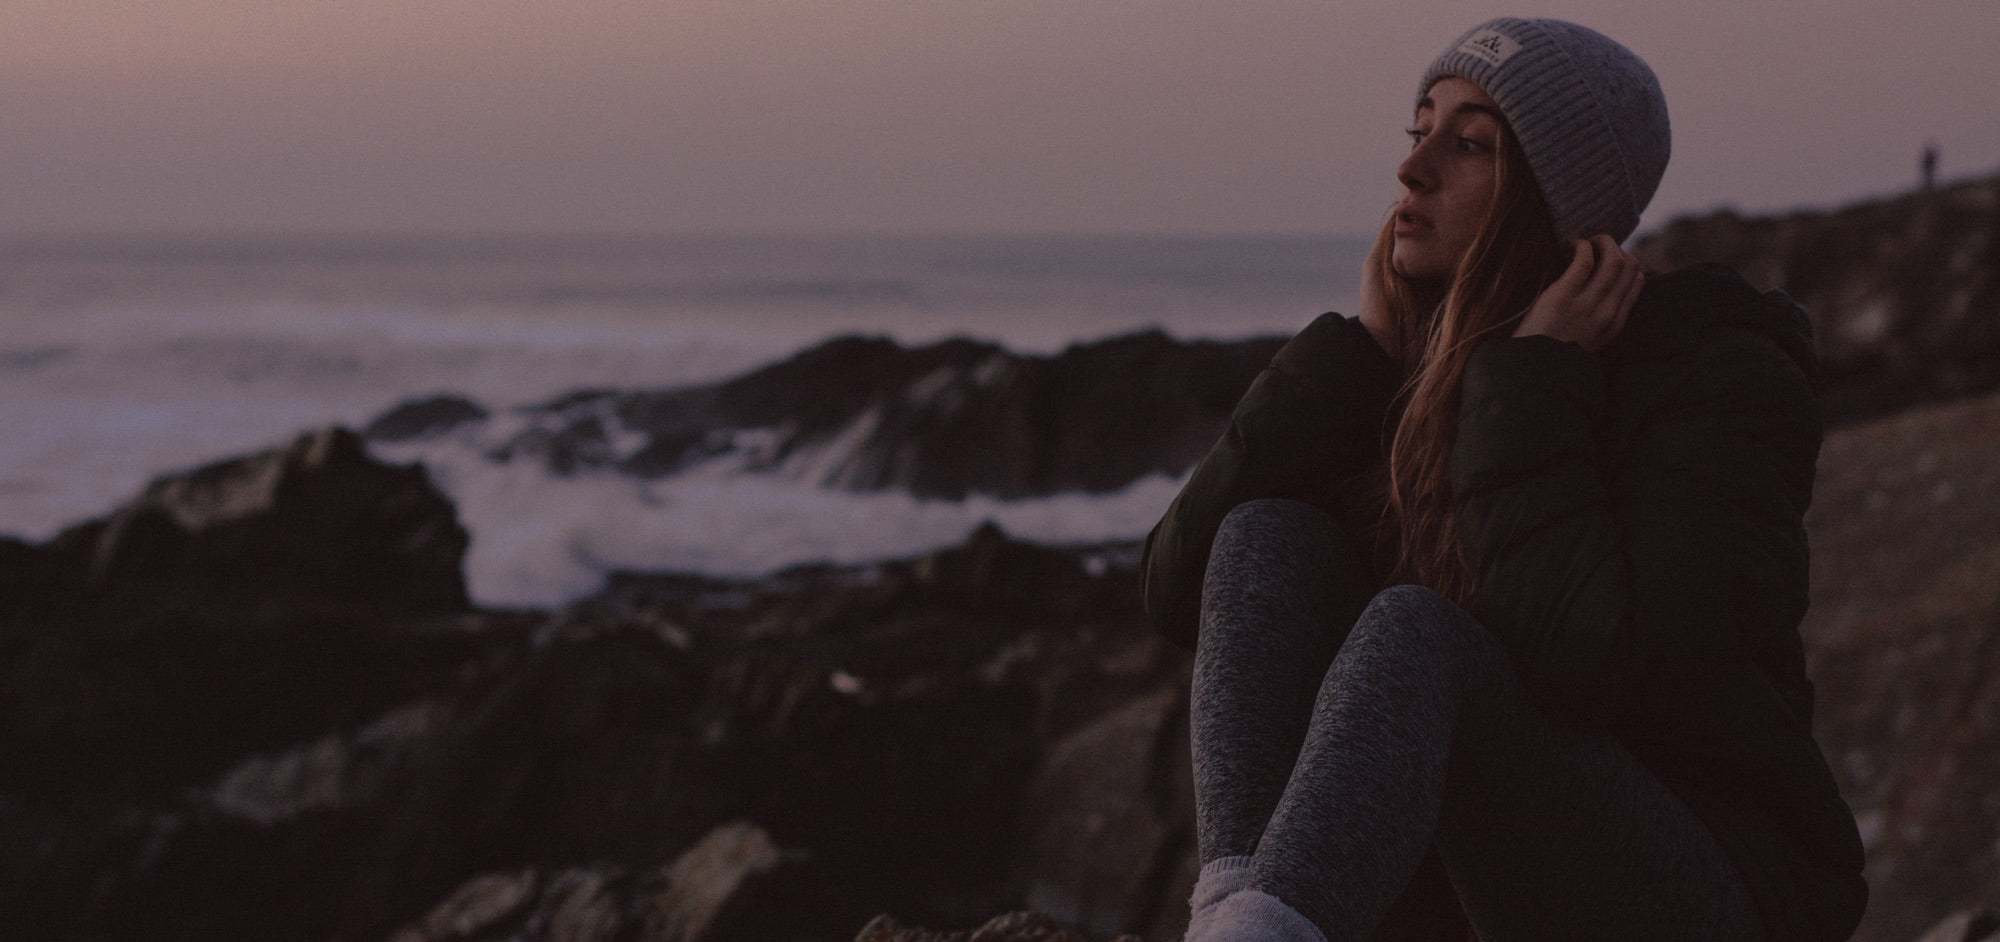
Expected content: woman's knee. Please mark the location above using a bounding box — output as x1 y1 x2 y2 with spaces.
1207 499 1346 586
1353 585 1500 659
1215 498 1336 549
1362 584 1459 625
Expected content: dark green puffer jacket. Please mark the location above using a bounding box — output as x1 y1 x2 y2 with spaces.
1142 264 1867 942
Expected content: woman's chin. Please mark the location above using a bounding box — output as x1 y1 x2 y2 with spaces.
1390 252 1449 285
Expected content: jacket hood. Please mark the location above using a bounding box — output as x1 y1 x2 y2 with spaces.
1610 263 1817 385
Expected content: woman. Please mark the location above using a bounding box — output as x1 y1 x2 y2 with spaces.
1141 18 1867 942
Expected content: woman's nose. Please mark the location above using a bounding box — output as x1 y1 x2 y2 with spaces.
1397 143 1433 193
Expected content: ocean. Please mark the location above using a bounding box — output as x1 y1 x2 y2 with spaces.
0 233 1366 606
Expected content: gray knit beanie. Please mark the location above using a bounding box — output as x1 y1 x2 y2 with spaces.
1419 17 1670 243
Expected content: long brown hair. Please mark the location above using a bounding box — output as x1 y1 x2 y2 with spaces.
1375 125 1569 607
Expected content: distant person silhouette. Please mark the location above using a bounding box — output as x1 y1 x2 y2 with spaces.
1922 141 1939 190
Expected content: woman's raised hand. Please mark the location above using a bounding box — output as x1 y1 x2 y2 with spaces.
1357 234 1397 356
1515 234 1643 352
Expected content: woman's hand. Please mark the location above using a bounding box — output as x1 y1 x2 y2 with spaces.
1515 235 1643 352
1357 235 1396 356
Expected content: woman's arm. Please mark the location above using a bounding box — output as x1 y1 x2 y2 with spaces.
1142 312 1403 647
1449 321 1819 726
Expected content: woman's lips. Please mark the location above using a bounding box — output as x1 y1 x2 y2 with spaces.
1393 209 1432 237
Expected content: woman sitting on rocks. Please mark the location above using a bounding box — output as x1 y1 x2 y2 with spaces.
1142 17 1867 942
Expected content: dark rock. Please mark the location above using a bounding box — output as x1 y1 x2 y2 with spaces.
202 699 450 825
0 440 476 812
855 910 1139 942
0 535 86 630
20 617 729 942
488 329 1282 499
1800 388 2000 942
390 869 542 941
0 608 483 817
537 869 628 942
365 395 491 442
1632 172 2000 424
0 509 1188 941
59 426 470 625
1913 910 2000 942
385 823 825 942
1014 688 1194 941
1912 916 2000 942
643 821 823 942
388 865 637 942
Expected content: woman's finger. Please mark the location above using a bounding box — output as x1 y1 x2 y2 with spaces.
1576 235 1625 306
1598 257 1643 346
1569 238 1596 278
1549 239 1594 299
1616 259 1645 313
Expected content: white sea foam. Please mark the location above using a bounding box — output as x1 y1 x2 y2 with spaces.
0 299 789 540
0 234 1363 606
378 431 1188 607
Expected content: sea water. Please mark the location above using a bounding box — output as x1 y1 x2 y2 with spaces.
0 234 1366 606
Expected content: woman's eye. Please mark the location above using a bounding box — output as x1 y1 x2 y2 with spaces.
1405 128 1427 149
1455 136 1490 154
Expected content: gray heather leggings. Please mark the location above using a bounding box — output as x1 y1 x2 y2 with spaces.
1190 499 1762 942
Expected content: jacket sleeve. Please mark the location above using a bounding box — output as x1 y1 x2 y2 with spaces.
1449 328 1820 726
1141 313 1402 648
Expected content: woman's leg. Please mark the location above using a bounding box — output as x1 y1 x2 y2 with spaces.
1188 500 1376 922
1214 585 1762 942
1192 499 1376 862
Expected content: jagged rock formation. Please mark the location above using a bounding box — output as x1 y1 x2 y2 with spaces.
0 430 483 938
8 426 470 627
0 434 1192 941
370 330 1283 500
366 395 490 442
1632 171 2000 423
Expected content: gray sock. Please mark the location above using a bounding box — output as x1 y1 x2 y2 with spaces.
1197 890 1326 942
1185 855 1253 939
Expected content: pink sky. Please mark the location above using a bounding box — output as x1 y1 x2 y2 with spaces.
0 1 1993 237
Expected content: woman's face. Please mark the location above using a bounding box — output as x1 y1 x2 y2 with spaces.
1392 77 1503 283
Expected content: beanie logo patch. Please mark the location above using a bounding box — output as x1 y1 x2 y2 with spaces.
1458 29 1521 68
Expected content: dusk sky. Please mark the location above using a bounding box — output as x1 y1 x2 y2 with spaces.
1 1 1994 238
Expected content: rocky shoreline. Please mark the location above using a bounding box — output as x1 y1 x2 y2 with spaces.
1 427 1197 941
4 173 1998 941
3 380 1996 941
